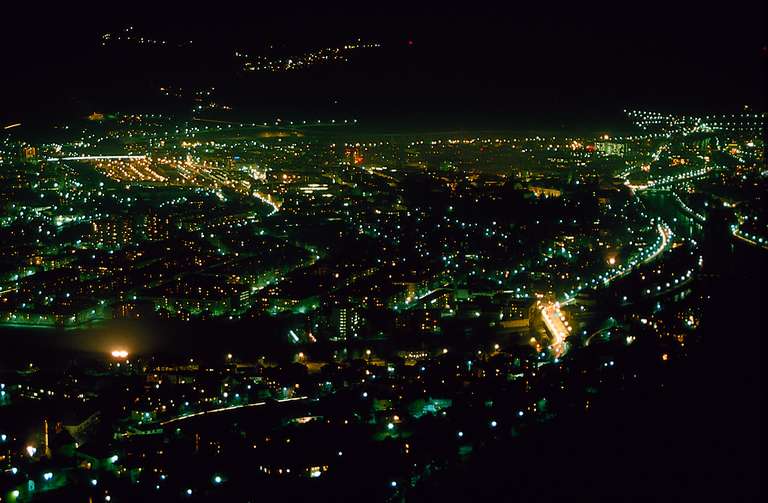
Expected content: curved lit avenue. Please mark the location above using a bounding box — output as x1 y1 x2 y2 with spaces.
160 396 308 426
540 221 673 358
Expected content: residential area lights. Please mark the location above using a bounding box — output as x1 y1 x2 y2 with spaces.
0 104 761 500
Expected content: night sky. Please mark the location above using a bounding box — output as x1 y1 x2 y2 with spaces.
1 1 765 128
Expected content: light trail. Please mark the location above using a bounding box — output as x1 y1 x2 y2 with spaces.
192 117 241 125
47 155 147 161
3 123 21 130
584 327 613 347
161 396 308 426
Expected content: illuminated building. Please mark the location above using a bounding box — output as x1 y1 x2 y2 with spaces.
594 141 625 157
20 144 37 161
331 305 362 340
90 217 134 249
529 186 562 198
143 210 171 241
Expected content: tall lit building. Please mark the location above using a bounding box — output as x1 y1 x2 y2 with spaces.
331 305 362 340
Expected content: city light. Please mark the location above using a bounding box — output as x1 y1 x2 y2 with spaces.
0 14 761 501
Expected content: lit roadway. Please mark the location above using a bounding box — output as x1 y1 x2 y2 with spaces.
584 326 613 347
46 155 147 162
589 222 672 290
540 302 571 358
732 228 768 251
640 222 672 265
563 221 672 299
252 191 280 216
540 221 673 359
160 396 308 426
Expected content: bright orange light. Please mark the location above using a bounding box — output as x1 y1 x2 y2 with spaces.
111 350 129 359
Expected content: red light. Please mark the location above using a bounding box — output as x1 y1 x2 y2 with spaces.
407 40 414 46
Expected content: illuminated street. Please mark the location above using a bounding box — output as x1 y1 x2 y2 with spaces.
540 302 571 357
